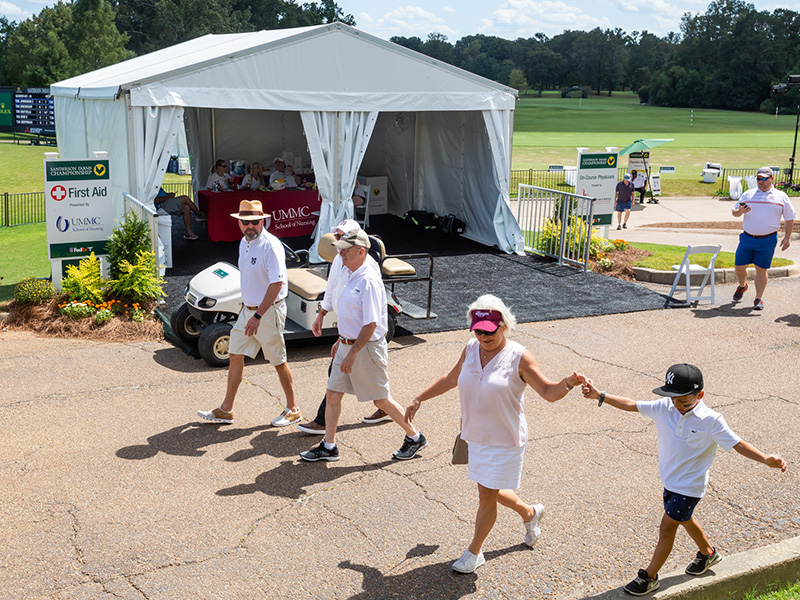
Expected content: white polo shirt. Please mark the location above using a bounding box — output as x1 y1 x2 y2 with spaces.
238 229 287 306
336 261 387 341
735 187 796 236
637 397 741 498
320 253 380 314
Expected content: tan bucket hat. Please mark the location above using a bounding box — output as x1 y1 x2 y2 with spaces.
230 199 269 220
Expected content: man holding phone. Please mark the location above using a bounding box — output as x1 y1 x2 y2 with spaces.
731 167 796 309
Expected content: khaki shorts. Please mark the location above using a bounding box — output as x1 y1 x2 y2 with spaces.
328 337 390 402
228 301 287 364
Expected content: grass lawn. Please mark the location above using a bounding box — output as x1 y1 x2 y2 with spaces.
513 92 798 196
742 580 800 600
631 241 793 270
0 223 50 306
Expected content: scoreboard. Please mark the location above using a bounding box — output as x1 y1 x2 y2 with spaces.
0 87 56 136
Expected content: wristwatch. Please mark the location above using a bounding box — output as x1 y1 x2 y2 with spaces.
253 312 262 320
598 391 606 407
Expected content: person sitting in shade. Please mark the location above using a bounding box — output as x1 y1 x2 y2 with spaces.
269 158 298 188
205 160 234 191
352 180 367 208
239 162 266 190
154 187 206 240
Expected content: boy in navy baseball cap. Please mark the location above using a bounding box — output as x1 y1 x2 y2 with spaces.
582 364 786 596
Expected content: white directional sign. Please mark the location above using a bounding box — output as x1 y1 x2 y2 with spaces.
576 152 618 226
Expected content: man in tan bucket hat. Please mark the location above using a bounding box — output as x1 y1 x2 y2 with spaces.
198 200 301 427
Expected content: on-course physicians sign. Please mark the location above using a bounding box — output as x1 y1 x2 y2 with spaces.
45 159 112 259
576 152 618 226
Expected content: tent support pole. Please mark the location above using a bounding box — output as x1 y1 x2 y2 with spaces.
211 108 217 161
333 112 340 213
123 91 138 203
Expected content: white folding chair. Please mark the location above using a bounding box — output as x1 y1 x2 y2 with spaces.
667 244 722 305
355 184 371 229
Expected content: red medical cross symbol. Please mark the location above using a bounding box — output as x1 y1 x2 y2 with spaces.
51 186 67 201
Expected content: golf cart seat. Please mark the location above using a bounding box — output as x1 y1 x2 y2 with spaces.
369 235 434 319
287 269 327 301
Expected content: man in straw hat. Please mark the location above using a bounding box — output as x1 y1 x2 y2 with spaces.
300 228 427 462
198 200 301 427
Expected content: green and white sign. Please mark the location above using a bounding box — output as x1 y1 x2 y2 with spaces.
576 152 618 226
44 159 112 259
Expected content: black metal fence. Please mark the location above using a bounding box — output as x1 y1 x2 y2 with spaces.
1 192 46 227
718 168 762 196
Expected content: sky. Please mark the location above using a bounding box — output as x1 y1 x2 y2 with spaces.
2 0 800 41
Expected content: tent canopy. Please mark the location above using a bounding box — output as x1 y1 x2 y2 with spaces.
51 22 524 258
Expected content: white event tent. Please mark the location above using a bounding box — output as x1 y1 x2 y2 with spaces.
51 22 524 259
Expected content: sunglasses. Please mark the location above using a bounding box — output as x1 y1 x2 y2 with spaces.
239 219 260 225
333 233 342 240
756 177 771 181
473 328 499 336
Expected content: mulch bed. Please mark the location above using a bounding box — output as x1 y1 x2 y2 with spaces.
642 221 800 232
588 246 653 281
6 298 164 342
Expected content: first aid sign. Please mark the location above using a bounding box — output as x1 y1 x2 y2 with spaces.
44 159 112 259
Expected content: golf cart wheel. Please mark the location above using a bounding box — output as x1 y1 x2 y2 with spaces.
198 322 232 368
170 303 201 343
386 311 397 342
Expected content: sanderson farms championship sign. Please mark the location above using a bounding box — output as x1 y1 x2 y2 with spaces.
576 152 618 226
45 159 112 260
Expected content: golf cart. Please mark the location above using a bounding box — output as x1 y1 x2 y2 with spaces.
171 232 422 367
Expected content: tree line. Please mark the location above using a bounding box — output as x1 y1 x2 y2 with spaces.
0 0 798 112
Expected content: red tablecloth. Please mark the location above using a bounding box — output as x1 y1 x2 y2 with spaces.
199 189 321 242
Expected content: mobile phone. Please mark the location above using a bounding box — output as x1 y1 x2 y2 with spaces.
740 202 748 208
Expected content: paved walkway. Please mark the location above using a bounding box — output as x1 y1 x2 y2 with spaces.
2 195 799 599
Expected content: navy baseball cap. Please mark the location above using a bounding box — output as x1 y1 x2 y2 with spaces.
652 364 704 397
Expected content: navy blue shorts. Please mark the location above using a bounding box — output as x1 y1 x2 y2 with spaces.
735 232 777 270
615 200 633 211
663 488 702 522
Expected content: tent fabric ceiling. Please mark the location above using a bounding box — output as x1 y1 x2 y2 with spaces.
51 22 524 256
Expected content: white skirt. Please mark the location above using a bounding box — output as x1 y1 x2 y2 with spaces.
467 441 525 490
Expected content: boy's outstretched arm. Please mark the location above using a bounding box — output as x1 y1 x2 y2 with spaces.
733 441 787 472
581 380 639 412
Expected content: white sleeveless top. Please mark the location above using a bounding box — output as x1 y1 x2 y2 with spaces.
458 338 527 447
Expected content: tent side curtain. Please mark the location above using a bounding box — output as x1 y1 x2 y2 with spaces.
302 110 378 262
482 110 525 255
415 111 523 253
54 96 131 217
131 106 185 205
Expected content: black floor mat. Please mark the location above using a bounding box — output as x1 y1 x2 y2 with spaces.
162 213 667 336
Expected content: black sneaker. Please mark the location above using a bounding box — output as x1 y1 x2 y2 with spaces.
732 283 748 302
300 441 340 462
624 569 659 596
393 433 428 460
685 548 722 575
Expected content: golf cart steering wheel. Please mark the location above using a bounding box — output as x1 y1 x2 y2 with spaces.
281 241 307 266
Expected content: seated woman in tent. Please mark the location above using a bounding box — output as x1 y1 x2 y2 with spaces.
205 160 234 191
239 162 266 190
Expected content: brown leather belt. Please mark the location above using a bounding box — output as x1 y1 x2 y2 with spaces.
245 300 282 310
339 337 356 345
745 231 777 239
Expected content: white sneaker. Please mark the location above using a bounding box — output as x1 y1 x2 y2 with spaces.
524 504 545 547
451 549 485 573
271 407 302 427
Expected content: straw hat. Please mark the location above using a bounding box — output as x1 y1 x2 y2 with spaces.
230 199 269 220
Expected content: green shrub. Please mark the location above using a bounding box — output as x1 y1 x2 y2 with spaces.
61 253 107 304
59 302 96 320
95 308 113 325
13 277 56 305
106 211 151 278
109 250 165 304
534 215 592 257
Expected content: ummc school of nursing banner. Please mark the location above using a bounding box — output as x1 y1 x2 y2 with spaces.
576 152 618 226
44 159 112 259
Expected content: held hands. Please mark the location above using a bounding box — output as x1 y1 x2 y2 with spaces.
567 372 591 390
581 379 601 401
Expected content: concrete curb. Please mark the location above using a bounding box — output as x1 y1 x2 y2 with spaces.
583 535 800 599
633 264 800 285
